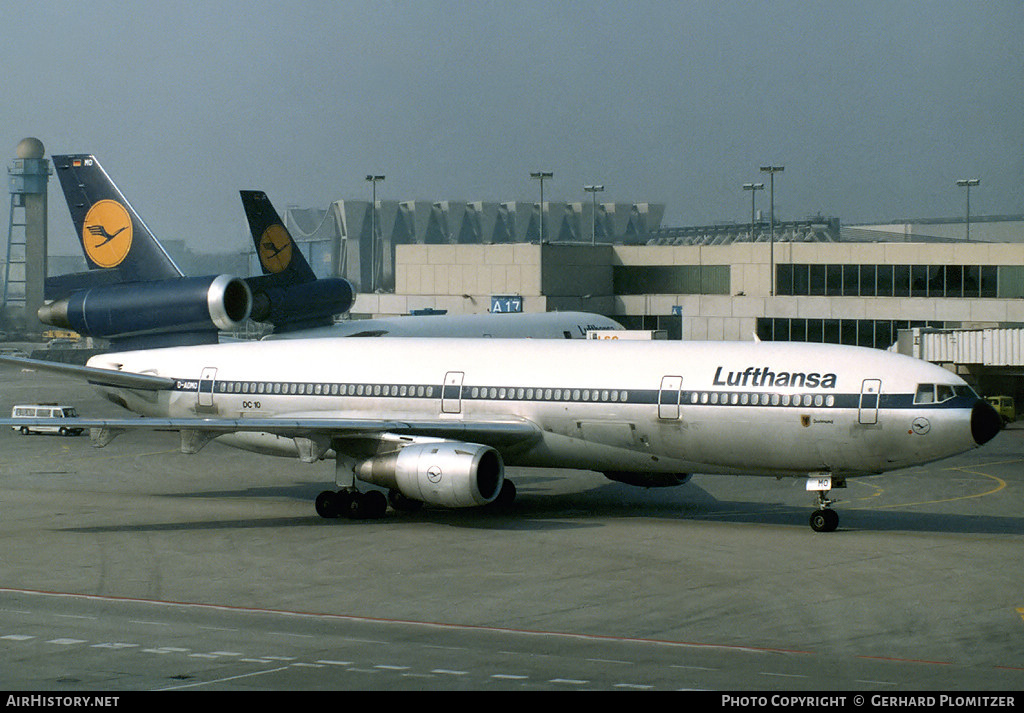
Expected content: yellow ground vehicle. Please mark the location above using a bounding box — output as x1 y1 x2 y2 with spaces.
985 396 1016 424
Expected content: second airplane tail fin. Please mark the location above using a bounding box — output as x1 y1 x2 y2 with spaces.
239 190 354 330
240 190 318 284
50 154 183 298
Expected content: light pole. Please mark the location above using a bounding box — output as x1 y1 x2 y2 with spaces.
759 166 784 295
530 171 553 242
365 174 385 291
742 182 764 242
956 178 980 241
584 184 604 245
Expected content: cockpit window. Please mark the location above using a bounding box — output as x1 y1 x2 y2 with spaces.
914 384 935 404
954 384 978 399
916 383 960 404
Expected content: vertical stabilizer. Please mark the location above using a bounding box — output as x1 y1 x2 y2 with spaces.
51 154 182 290
240 190 317 284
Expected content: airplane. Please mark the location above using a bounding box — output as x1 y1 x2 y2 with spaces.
0 335 1003 532
40 154 354 349
41 154 624 343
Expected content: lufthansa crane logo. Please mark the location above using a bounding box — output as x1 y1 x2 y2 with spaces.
258 224 292 273
82 200 133 268
426 465 443 483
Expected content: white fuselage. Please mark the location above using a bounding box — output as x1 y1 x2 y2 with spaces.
87 337 994 479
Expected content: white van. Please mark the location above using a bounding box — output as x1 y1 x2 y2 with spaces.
10 404 83 436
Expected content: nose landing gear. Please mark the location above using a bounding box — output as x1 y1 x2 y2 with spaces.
809 497 839 532
806 474 844 532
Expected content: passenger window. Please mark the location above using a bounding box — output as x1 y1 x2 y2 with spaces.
915 384 935 404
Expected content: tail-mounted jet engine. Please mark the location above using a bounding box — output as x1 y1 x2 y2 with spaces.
355 442 504 508
247 277 354 331
38 275 252 347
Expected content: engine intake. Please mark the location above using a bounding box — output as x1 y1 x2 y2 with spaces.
355 442 504 508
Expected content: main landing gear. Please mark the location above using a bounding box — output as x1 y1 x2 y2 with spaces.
314 480 519 521
315 489 388 520
806 474 843 533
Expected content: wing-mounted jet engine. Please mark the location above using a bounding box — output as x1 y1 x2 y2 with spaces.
311 435 508 520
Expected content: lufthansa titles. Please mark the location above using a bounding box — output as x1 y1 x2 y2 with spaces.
713 365 838 389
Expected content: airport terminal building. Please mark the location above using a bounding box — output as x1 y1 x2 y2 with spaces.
315 211 1024 344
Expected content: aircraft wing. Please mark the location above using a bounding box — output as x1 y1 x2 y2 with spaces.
0 354 176 390
0 415 543 457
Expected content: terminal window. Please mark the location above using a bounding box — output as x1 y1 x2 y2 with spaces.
775 264 1021 298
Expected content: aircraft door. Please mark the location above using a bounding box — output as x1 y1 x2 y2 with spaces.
859 379 881 425
442 371 464 414
198 367 217 409
658 375 683 419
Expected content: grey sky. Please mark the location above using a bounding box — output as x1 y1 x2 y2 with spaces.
2 0 1021 256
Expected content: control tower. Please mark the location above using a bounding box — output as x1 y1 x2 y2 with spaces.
3 137 50 335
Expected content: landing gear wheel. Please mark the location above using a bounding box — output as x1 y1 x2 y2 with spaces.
315 490 354 519
350 490 388 520
809 508 839 533
488 480 517 510
315 490 341 519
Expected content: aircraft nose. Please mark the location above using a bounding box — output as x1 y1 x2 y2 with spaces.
971 399 1002 446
